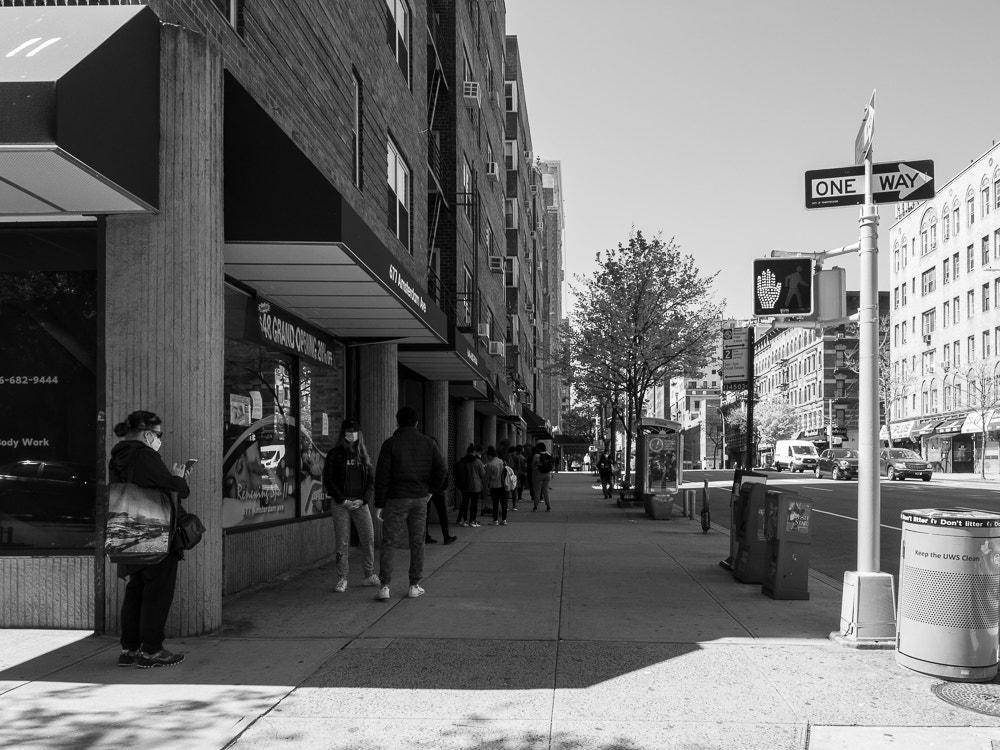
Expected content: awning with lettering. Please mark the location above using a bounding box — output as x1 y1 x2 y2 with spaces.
222 73 447 346
0 5 160 214
912 419 942 437
397 330 491 382
889 420 916 440
962 411 989 434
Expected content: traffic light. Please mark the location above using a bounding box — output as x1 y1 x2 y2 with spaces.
753 257 815 317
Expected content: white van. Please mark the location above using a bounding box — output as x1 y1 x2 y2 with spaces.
772 440 819 473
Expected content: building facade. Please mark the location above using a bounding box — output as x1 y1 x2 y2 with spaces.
0 0 560 631
887 141 1000 473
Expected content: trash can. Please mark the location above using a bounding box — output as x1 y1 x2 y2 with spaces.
762 490 812 600
896 508 1000 682
733 483 769 584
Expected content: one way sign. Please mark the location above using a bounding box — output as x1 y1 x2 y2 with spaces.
805 160 934 209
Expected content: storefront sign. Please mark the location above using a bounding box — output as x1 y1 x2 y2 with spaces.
256 301 335 366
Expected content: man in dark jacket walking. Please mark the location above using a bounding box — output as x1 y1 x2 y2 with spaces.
373 406 446 601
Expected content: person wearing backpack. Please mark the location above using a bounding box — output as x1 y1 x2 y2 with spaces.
596 450 615 499
511 444 528 510
454 443 485 527
483 445 509 526
530 441 553 512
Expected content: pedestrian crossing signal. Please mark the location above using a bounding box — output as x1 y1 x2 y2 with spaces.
753 257 815 317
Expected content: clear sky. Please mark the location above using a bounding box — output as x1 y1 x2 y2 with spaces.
505 0 1000 320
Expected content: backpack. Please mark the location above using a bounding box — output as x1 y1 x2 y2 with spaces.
537 452 553 474
503 464 518 492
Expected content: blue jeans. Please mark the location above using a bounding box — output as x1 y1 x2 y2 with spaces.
379 496 428 587
330 501 375 579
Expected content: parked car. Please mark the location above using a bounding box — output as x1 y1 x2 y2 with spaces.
879 448 933 481
815 449 859 480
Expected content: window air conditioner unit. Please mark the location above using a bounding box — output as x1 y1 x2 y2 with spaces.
923 334 932 345
489 341 505 356
530 184 538 195
523 250 531 260
489 256 504 273
525 302 535 314
477 323 490 338
523 149 532 161
486 161 499 180
463 81 481 108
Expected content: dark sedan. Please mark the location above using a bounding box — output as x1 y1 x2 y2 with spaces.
879 448 933 481
815 449 859 480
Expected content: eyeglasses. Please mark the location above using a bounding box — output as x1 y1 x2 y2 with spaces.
148 429 163 438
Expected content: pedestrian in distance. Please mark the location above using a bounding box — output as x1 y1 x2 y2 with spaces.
511 444 528 510
454 443 485 527
109 410 191 669
597 450 615 499
426 438 457 545
530 441 554 511
373 406 446 601
483 445 508 526
322 419 380 593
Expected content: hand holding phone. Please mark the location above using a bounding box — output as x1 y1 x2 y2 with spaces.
184 459 199 473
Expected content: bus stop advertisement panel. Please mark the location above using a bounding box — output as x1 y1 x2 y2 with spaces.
636 418 681 518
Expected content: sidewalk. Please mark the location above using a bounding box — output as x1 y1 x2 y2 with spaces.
3 473 1000 749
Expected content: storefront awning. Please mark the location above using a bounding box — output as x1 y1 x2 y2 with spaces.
934 416 966 435
223 73 447 346
523 405 553 438
962 411 989 434
397 331 490 381
878 424 890 442
912 419 942 437
889 420 916 440
0 6 159 214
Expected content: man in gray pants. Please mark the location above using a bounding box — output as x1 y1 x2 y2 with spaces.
373 406 446 601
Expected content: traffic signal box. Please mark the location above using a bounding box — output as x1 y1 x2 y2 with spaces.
762 490 813 600
752 257 815 317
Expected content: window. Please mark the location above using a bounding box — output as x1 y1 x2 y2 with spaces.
462 158 473 222
504 140 516 170
943 300 950 327
920 268 935 295
967 290 975 318
902 238 908 267
503 256 518 287
984 237 991 266
983 179 991 217
996 327 1000 359
893 324 899 346
893 287 899 309
385 0 410 83
953 296 960 324
921 309 936 335
901 284 907 306
462 267 473 325
995 229 1000 263
920 229 929 256
943 210 950 240
968 244 975 272
954 340 961 367
894 249 900 272
944 343 951 365
505 198 518 229
968 335 976 362
943 259 950 285
985 283 991 313
504 81 518 112
386 138 410 250
210 0 244 33
352 73 363 188
900 323 907 344
995 278 1000 308
968 188 975 225
953 252 960 280
985 330 992 359
485 49 494 93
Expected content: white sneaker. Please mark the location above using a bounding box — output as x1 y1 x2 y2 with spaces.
334 578 348 593
489 520 500 526
470 521 481 527
362 574 381 587
375 586 390 601
407 584 425 598
500 520 508 526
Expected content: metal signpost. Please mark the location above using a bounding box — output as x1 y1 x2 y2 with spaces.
798 90 935 645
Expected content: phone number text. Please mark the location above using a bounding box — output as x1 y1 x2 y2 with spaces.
0 376 60 385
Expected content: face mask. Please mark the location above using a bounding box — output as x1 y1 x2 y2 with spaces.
148 432 162 453
344 432 358 443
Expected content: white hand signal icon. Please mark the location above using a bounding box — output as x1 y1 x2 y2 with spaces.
756 269 781 309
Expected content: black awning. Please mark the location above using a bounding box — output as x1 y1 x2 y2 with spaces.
0 6 159 214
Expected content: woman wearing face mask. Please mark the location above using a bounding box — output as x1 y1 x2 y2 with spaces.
322 419 379 593
109 410 191 669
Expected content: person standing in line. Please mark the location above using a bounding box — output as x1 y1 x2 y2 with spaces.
596 450 615 499
483 445 508 526
530 441 554 512
426 437 457 545
511 444 528 510
322 419 380 593
109 410 191 668
453 443 485 527
373 406 446 601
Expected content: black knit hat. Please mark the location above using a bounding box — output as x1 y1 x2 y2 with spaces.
341 419 359 432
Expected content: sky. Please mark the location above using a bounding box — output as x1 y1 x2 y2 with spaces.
504 0 1000 321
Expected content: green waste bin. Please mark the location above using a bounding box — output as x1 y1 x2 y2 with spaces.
896 508 1000 682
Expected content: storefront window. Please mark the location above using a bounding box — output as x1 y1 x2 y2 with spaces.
0 230 97 552
223 284 344 530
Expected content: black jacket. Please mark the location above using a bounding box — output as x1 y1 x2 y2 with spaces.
322 444 374 505
374 426 446 507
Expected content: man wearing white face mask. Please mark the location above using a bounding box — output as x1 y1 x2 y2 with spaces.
322 419 379 592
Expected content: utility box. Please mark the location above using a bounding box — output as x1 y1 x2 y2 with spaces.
896 508 1000 682
762 490 813 600
733 482 769 584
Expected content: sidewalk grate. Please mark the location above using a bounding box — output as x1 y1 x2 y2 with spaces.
932 681 1000 716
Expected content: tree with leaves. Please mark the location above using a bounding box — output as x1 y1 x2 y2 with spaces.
561 230 724 482
725 392 798 463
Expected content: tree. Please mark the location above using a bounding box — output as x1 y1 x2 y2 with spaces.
560 404 595 437
726 392 798 462
562 230 724 482
946 359 1000 477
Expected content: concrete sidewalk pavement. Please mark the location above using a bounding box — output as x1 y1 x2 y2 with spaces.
3 472 1000 749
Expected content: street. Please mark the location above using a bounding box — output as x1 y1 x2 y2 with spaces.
691 469 1000 584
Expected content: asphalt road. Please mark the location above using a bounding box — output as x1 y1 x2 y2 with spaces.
690 469 1000 583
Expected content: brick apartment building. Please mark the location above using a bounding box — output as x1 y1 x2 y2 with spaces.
0 0 561 633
